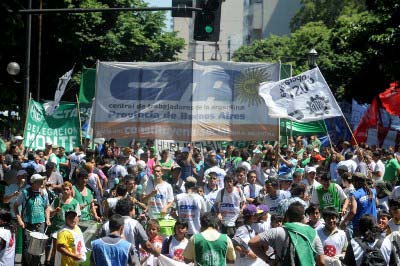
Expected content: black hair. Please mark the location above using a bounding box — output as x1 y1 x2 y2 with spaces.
115 198 134 216
174 220 189 233
322 207 338 219
345 152 353 160
285 202 305 222
77 168 89 178
359 214 379 243
247 170 257 178
109 214 125 232
235 167 246 174
116 184 128 197
389 198 400 209
0 209 15 234
290 183 306 197
305 204 319 215
271 214 283 224
27 152 35 161
46 162 56 170
265 177 278 187
200 213 219 229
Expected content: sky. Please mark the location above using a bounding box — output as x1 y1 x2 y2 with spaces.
145 0 172 30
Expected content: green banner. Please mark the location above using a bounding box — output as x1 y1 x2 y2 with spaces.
23 100 81 152
78 66 96 104
280 118 327 136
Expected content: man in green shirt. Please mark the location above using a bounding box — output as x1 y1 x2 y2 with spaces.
383 153 400 184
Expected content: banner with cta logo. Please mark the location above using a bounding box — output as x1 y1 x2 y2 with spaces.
23 99 81 152
259 67 342 122
94 61 280 141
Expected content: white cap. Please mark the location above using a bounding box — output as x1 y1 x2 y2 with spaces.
17 170 27 176
305 166 317 173
30 174 45 182
313 148 319 153
15 136 24 140
45 142 52 146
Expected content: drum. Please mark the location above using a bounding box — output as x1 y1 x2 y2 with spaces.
27 231 49 256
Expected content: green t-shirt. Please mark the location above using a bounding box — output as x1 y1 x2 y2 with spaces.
159 158 174 182
194 233 228 266
383 158 400 182
50 197 80 232
73 186 93 221
316 183 341 212
57 155 69 179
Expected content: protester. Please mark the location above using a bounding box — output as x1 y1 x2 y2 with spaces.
388 198 400 233
0 209 16 266
161 220 189 262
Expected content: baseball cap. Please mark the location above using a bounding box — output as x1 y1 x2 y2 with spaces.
243 204 261 217
337 165 349 172
15 136 24 141
295 168 304 174
257 204 269 215
314 154 325 161
305 166 316 173
17 170 27 176
30 174 45 182
52 144 59 149
313 148 319 153
375 181 392 196
64 209 78 218
45 142 52 146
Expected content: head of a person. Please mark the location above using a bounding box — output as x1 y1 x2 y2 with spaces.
65 210 79 228
153 165 163 180
358 214 379 242
305 166 317 180
0 209 12 226
58 146 65 157
27 151 35 161
319 173 331 190
124 175 136 191
184 176 197 191
123 147 133 157
389 198 400 220
115 197 135 217
322 207 339 231
270 214 283 228
77 168 89 186
341 172 353 188
85 162 94 173
109 214 125 234
174 220 188 239
127 165 139 176
207 172 218 187
224 175 235 192
345 152 354 161
247 170 257 184
290 183 307 200
352 172 367 190
235 167 246 184
30 174 45 189
61 181 73 197
242 204 259 223
305 204 320 225
240 150 250 161
377 210 391 232
292 170 303 184
200 212 219 230
116 184 128 197
146 219 160 239
160 149 169 160
284 202 305 223
264 178 278 195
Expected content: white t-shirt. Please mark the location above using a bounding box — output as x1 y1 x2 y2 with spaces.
251 217 271 235
203 186 220 212
0 228 15 266
215 187 246 227
107 164 128 189
302 178 321 199
350 237 392 266
260 190 291 214
165 236 188 261
243 183 263 200
176 192 206 234
69 152 85 178
373 160 385 181
237 161 251 173
233 225 267 266
317 228 347 258
146 180 174 219
391 186 400 200
204 166 226 189
388 219 400 233
337 160 357 174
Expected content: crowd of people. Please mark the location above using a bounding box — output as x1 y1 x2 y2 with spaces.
0 135 400 266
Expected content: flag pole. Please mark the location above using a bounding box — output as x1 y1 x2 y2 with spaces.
76 94 83 143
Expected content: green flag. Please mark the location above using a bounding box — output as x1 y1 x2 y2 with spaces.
78 66 96 104
280 119 327 136
23 100 81 152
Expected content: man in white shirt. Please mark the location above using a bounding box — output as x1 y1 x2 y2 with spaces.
142 165 174 219
337 152 357 174
302 166 321 200
107 155 128 190
372 151 385 181
176 176 206 236
203 172 220 212
258 178 291 214
204 158 226 189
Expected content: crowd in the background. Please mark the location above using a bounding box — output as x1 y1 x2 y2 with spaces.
1 135 400 265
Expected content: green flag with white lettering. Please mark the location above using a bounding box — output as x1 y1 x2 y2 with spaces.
23 99 81 152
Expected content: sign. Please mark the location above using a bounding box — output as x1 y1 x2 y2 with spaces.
258 68 342 122
23 100 81 152
94 61 280 141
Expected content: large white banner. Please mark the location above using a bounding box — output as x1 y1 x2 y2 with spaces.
94 61 280 141
258 68 342 122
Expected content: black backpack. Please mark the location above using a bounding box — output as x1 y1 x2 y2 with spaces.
354 237 386 266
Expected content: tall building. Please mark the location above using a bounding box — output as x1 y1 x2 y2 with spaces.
172 0 300 61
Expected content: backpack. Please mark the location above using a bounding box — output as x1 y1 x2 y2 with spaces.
390 234 400 266
354 237 386 266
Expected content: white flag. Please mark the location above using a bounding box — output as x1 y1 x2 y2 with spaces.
258 67 342 122
45 67 74 115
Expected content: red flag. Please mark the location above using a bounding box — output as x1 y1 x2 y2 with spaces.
379 82 400 116
353 97 379 144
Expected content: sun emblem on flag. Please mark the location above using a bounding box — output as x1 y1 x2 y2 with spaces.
234 67 271 106
306 95 330 116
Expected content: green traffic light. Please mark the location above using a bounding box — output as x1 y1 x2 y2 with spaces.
205 25 213 33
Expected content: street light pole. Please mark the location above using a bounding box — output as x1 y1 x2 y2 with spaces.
308 48 318 69
24 0 32 115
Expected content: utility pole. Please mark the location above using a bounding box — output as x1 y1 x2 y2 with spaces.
227 39 231 61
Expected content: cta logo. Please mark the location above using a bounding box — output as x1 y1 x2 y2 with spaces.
30 102 43 122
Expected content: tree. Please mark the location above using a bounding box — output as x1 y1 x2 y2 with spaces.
0 0 185 107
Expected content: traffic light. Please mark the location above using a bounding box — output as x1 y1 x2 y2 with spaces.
194 0 222 42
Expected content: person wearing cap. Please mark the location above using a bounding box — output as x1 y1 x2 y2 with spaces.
317 207 348 264
91 214 137 266
251 205 271 234
339 172 377 234
55 209 87 266
376 181 392 212
232 204 265 266
183 212 236 265
3 170 29 219
204 157 226 189
302 166 321 199
243 170 263 204
175 176 206 236
107 155 128 190
339 141 352 157
14 173 51 264
203 172 220 212
142 165 174 219
258 178 290 215
214 175 246 238
310 173 348 215
277 167 293 192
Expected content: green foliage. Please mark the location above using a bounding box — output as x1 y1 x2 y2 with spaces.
233 0 400 103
